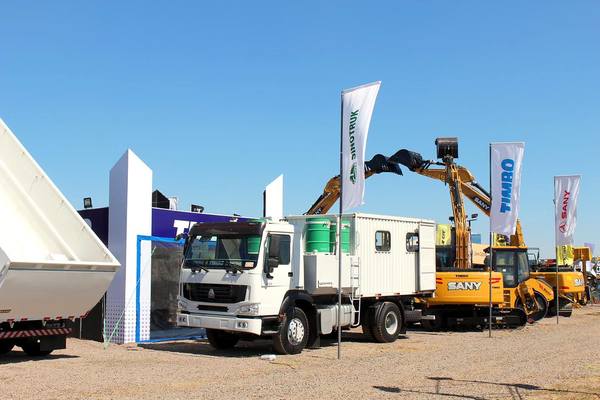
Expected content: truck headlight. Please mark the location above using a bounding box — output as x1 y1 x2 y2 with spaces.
234 303 260 316
177 297 188 311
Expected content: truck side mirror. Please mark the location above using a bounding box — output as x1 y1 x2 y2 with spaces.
177 233 190 253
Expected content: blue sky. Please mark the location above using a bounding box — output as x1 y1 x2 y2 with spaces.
1 1 598 257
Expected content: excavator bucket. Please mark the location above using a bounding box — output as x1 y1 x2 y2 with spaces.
389 149 426 171
365 154 402 175
435 137 459 159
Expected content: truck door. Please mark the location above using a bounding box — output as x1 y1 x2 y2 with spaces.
418 222 436 291
263 233 293 290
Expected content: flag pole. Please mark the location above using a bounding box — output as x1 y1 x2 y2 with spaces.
554 182 559 325
488 143 493 338
337 92 343 360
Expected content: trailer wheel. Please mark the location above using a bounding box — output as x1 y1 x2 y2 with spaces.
371 302 403 343
20 342 53 357
206 329 239 350
0 341 14 355
273 307 309 355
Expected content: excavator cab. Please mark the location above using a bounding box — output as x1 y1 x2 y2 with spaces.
490 248 530 288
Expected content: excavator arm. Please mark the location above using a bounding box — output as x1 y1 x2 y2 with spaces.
391 148 526 248
390 144 472 268
305 154 402 215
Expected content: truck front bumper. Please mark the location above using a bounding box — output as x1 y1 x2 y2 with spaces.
177 313 262 336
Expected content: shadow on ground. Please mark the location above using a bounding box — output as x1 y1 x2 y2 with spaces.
140 330 387 357
373 376 600 399
0 350 78 365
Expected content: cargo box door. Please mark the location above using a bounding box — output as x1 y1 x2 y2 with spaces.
418 222 436 291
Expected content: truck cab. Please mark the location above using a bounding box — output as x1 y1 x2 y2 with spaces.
177 220 305 352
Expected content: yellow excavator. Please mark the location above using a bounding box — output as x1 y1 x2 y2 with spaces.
390 138 560 327
306 146 527 330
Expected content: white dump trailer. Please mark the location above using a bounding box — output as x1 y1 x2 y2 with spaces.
176 213 436 354
0 119 119 356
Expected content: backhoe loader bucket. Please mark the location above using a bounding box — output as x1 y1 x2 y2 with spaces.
389 149 426 171
365 154 402 175
435 137 459 159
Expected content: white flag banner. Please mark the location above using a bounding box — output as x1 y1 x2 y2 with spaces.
490 142 525 236
554 175 581 246
341 81 381 211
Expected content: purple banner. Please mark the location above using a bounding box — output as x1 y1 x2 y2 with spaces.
151 209 250 238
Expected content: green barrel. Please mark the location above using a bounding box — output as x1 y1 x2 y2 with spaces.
305 218 331 253
330 219 350 253
246 235 261 255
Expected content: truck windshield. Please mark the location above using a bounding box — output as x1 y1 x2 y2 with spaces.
183 234 261 270
493 250 530 288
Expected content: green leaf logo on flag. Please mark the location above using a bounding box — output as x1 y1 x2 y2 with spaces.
350 163 357 184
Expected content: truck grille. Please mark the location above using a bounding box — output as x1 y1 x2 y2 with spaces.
182 283 247 304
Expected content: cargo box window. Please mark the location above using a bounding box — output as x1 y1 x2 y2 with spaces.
406 233 419 252
375 231 391 252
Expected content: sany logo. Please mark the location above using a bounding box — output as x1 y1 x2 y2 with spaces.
574 278 584 287
559 190 570 233
448 282 482 291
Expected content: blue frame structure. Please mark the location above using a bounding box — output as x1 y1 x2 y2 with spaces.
135 235 185 343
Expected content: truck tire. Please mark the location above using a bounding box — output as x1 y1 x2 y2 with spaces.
206 329 239 350
273 307 309 355
371 302 403 343
20 342 53 357
0 341 14 355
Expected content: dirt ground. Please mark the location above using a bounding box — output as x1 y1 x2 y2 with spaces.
1 306 600 400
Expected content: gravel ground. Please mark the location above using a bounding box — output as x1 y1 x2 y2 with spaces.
1 306 600 400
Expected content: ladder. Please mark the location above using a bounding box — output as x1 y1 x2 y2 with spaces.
349 256 361 327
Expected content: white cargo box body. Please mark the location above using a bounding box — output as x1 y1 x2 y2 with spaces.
286 213 436 298
0 119 119 322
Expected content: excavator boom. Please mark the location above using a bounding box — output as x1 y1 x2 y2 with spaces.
305 154 402 215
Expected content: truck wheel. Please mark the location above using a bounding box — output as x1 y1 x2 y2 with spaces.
0 341 14 355
273 307 309 355
206 329 239 350
20 342 53 357
371 302 403 343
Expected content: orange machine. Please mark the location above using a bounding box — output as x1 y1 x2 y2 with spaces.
391 138 554 324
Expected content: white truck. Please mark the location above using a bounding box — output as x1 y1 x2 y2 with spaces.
0 119 119 356
177 213 436 354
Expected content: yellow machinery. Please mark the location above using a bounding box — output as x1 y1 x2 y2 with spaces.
391 138 553 327
307 147 526 330
528 246 589 313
